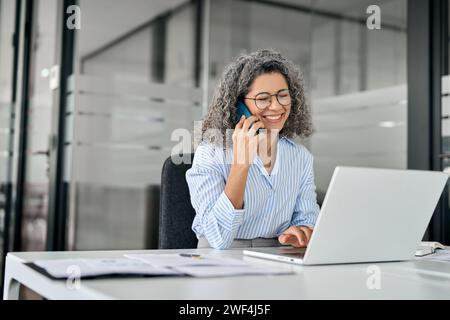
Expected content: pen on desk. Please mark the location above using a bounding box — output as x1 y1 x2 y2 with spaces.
179 253 202 258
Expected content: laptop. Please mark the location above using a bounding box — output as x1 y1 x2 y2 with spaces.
243 166 448 265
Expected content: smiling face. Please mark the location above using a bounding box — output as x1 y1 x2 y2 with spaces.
244 72 291 132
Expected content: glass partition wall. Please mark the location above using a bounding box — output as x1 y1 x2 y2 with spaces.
20 0 59 252
66 0 202 250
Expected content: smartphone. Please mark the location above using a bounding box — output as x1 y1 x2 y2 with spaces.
235 99 261 134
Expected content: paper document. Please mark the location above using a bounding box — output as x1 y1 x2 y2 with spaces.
33 253 293 279
174 265 292 277
124 253 292 277
420 241 446 250
33 258 179 278
419 250 450 262
124 253 248 267
415 241 446 257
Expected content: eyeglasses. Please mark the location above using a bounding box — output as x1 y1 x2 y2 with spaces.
244 89 291 110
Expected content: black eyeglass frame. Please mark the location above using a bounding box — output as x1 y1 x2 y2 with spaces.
243 88 291 110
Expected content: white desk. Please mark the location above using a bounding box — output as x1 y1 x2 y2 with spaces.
4 248 450 300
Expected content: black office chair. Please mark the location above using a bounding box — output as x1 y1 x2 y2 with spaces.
159 154 198 249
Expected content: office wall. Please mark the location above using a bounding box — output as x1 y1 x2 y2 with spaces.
82 27 152 79
68 0 200 250
0 0 15 103
0 0 15 183
308 0 407 193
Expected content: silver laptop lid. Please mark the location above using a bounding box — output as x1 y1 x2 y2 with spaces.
302 166 448 265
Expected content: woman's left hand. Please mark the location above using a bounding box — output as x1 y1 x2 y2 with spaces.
278 226 313 248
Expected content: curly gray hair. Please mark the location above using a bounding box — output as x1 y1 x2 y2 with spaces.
201 49 312 146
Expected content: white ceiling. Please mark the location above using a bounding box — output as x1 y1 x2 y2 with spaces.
77 0 406 58
270 0 406 28
77 0 188 57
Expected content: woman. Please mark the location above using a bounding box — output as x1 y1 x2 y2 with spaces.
186 49 320 249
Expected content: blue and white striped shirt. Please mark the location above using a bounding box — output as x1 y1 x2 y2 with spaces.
185 136 320 249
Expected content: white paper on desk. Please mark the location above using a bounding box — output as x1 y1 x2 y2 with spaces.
124 253 247 268
173 265 293 277
34 258 181 278
419 250 450 262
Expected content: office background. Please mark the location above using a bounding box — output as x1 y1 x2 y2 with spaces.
0 0 448 293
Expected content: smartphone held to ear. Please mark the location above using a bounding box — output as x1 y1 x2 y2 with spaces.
235 99 253 121
235 99 261 134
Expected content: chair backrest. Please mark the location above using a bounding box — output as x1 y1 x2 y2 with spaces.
159 154 198 249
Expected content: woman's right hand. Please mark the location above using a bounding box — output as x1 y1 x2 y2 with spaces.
232 115 265 166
